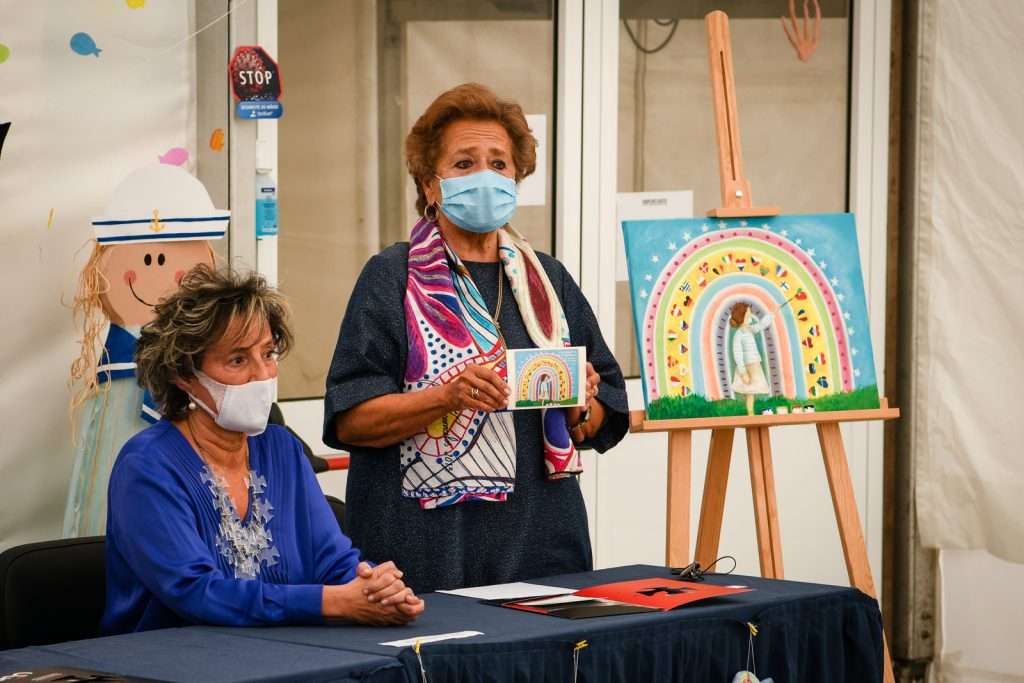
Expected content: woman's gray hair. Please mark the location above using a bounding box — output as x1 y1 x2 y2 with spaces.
135 264 294 421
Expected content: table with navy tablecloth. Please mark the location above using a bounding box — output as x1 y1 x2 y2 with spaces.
0 564 883 682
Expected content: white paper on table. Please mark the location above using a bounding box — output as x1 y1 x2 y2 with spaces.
380 631 484 647
437 581 571 601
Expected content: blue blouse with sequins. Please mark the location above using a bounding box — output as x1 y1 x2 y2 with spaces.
101 420 363 634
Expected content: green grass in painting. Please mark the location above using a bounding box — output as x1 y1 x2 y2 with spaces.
647 385 880 421
515 398 580 408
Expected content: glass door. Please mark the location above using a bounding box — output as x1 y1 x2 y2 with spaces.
275 0 559 446
272 1 561 471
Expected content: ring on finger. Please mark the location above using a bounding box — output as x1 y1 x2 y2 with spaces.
470 387 480 399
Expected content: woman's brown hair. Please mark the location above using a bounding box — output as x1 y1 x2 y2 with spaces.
728 302 751 328
405 82 537 215
134 264 293 421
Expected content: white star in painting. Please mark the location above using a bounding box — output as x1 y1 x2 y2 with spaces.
795 238 802 245
843 311 851 320
667 242 677 251
848 328 856 336
762 223 771 230
851 348 859 356
837 292 845 302
701 224 710 232
854 368 861 378
651 255 660 263
683 232 691 241
717 221 727 229
740 220 748 227
819 261 828 271
640 289 648 299
806 248 816 257
780 229 789 237
830 277 839 286
645 274 653 282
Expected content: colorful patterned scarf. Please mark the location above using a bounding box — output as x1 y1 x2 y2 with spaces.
401 218 581 509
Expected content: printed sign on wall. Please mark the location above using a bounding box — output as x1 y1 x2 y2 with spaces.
229 46 282 119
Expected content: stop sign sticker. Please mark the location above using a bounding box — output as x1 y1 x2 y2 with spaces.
229 46 283 119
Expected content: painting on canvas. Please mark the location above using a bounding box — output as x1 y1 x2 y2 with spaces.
622 214 880 420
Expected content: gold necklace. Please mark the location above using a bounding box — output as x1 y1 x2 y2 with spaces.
440 264 506 442
492 263 505 340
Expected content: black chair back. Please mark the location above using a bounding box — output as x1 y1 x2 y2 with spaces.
325 495 346 534
0 536 106 650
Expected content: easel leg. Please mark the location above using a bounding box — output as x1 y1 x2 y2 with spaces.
816 423 895 683
746 426 784 579
665 430 692 567
694 428 735 568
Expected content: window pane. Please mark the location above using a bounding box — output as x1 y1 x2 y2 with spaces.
278 0 555 400
616 2 850 377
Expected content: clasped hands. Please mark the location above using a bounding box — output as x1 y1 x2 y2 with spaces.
323 561 424 625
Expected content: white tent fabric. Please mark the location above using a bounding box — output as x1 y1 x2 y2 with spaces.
913 0 1024 564
0 1 195 549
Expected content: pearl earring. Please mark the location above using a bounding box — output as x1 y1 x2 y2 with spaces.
188 399 197 410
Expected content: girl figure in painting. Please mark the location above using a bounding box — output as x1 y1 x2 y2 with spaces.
729 301 777 415
537 373 553 404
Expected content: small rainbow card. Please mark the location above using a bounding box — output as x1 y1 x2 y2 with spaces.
505 347 586 410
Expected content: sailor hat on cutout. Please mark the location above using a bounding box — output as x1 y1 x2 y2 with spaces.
92 165 229 245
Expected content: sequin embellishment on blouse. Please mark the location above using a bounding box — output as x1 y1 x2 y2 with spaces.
200 467 279 579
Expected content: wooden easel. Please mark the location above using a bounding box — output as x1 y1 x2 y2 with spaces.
629 11 899 681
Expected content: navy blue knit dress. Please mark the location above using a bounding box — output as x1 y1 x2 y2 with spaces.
323 244 629 594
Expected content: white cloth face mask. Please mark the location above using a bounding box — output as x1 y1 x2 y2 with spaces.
190 371 277 436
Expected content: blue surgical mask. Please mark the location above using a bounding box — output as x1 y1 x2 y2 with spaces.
435 170 517 233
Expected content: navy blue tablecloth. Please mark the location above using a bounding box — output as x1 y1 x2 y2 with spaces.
0 564 882 682
0 628 404 683
206 564 884 682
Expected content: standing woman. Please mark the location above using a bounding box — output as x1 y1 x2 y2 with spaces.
323 83 629 593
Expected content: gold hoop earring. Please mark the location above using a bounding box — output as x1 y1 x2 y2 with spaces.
424 203 440 223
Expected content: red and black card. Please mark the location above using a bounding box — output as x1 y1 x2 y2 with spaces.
501 579 750 619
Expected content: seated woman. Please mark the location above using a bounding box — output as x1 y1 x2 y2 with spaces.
101 265 423 634
323 83 629 594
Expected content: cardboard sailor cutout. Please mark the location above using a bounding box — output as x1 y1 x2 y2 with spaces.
64 165 228 537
